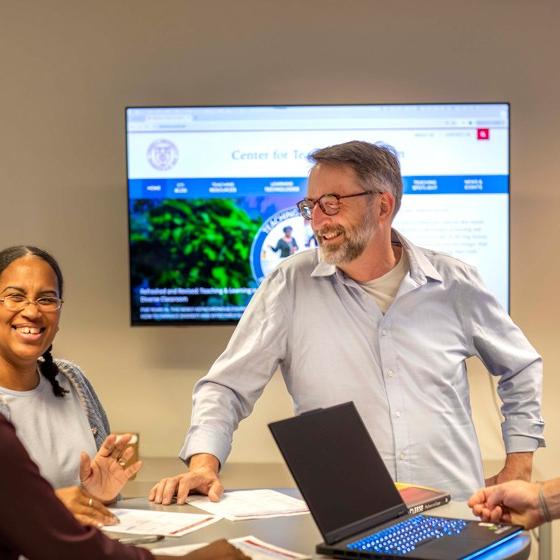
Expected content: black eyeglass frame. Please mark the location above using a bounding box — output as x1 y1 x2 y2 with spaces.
296 190 383 219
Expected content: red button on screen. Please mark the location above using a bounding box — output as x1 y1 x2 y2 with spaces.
477 128 490 140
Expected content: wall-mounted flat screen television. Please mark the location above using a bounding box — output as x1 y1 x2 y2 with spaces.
126 103 509 325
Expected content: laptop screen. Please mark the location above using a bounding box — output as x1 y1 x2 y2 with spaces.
269 402 406 540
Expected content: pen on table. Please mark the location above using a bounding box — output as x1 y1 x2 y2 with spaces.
117 535 164 545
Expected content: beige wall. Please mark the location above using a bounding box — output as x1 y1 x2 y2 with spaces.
1 0 559 541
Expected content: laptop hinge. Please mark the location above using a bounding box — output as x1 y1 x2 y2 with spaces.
324 504 409 544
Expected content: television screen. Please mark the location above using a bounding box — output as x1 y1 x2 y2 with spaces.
126 103 509 325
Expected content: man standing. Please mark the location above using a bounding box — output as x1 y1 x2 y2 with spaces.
151 141 544 505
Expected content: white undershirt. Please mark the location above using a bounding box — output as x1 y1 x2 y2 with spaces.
359 246 409 314
0 373 97 488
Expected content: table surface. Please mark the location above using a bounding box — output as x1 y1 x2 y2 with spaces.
117 459 530 559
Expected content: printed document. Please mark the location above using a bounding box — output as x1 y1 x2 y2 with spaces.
153 535 309 559
187 489 309 521
103 509 219 537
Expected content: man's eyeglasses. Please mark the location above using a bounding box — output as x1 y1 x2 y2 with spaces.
0 294 64 312
296 191 382 220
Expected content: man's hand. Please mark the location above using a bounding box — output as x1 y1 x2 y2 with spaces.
149 453 223 505
55 486 119 527
80 433 143 503
468 480 543 529
485 452 533 487
154 539 251 560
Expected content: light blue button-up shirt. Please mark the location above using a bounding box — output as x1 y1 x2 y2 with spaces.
181 231 544 500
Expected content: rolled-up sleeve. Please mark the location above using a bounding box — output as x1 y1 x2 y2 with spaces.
460 266 545 453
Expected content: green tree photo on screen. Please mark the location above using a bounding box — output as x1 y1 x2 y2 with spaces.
130 198 262 311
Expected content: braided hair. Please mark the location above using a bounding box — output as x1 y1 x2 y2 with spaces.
39 344 68 397
0 246 68 397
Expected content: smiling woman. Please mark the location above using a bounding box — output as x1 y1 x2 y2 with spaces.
0 246 141 528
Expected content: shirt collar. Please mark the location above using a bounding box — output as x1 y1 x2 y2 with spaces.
392 229 442 285
310 228 442 285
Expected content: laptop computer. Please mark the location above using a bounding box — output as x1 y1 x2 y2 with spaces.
268 402 522 560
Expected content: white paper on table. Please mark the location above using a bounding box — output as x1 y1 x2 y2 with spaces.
152 542 204 556
103 508 220 537
152 535 310 559
187 489 309 521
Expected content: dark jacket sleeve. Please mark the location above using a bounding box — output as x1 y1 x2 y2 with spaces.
0 415 153 560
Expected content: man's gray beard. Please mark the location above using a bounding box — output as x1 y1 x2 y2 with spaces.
317 218 375 265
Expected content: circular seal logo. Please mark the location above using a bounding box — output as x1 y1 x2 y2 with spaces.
147 139 179 171
250 206 315 283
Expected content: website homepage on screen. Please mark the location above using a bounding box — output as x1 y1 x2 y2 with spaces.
127 104 509 324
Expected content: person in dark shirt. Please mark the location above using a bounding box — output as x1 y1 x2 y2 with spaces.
0 414 249 560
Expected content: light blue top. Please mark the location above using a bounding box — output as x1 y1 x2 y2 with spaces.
0 359 109 487
0 373 97 488
181 230 544 501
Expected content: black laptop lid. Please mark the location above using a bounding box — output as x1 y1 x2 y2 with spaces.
269 402 408 544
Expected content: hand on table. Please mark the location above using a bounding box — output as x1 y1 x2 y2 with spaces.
149 453 223 505
55 485 118 527
80 433 143 503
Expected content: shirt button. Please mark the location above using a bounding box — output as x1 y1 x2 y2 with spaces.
399 452 406 460
381 329 388 336
387 370 395 377
395 411 401 418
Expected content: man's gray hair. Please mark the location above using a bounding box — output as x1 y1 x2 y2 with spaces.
308 140 403 216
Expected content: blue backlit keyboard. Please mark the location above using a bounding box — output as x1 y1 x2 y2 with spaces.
347 515 468 556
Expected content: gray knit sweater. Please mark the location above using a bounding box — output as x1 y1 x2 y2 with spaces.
0 359 109 450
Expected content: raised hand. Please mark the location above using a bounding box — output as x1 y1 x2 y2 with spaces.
80 433 142 503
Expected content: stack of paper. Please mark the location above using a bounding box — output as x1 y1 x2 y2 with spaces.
153 535 309 559
188 489 309 521
104 509 220 537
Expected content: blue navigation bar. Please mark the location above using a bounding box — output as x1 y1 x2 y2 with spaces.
128 177 307 199
402 176 508 194
128 175 508 199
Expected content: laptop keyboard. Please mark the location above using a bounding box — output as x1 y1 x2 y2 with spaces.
347 515 468 556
